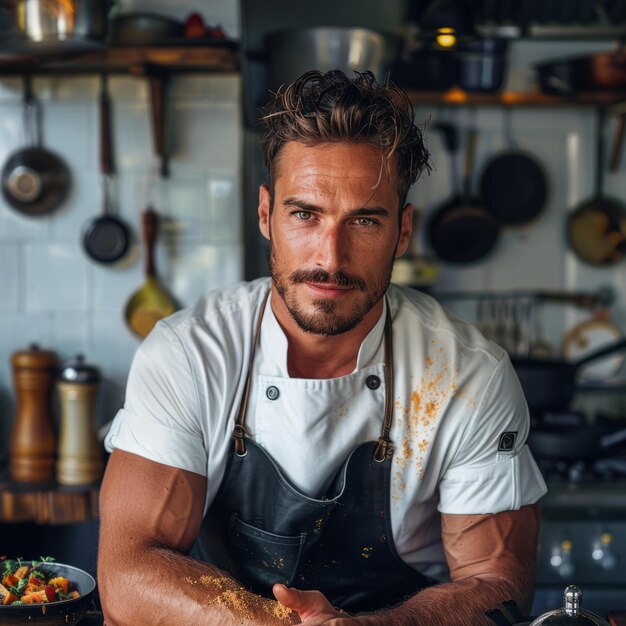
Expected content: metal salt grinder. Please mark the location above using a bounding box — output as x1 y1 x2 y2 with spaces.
56 355 103 485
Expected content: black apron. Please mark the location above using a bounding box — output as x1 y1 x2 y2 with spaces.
192 293 435 613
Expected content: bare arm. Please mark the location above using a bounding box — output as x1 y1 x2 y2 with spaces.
98 450 298 626
356 504 540 625
277 504 540 625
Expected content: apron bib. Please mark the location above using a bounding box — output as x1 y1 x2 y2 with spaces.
193 292 435 613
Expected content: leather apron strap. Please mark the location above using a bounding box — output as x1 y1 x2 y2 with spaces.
231 289 395 461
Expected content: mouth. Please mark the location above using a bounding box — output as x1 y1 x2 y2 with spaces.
305 282 354 298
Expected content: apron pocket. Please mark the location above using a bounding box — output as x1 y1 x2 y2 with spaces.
227 513 307 590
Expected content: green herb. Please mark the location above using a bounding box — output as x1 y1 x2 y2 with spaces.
31 570 46 581
10 601 24 605
57 592 72 600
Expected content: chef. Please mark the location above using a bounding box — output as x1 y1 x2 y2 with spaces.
99 69 547 626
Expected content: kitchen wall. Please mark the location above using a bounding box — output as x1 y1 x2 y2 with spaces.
0 0 242 461
410 40 626 418
3 11 626 463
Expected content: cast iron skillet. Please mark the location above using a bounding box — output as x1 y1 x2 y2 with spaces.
428 124 500 264
0 562 96 625
480 110 548 227
1 75 71 216
82 74 131 264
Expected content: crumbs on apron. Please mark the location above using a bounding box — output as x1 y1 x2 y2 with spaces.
183 574 295 622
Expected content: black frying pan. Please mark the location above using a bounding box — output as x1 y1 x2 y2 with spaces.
1 75 70 216
480 109 548 228
567 108 626 267
82 74 131 265
512 336 626 413
428 124 500 264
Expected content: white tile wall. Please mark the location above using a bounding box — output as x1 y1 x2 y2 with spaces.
0 71 242 460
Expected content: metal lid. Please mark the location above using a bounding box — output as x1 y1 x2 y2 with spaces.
58 354 100 384
529 586 609 626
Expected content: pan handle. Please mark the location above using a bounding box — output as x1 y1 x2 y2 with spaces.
573 337 626 368
609 111 626 173
99 73 114 176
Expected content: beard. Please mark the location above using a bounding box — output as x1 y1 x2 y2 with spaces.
268 242 394 336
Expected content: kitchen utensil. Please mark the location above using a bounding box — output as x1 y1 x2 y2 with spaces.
1 75 71 216
536 49 626 95
148 69 170 178
265 27 401 92
108 12 184 45
567 109 626 266
528 414 626 461
57 354 103 486
512 336 626 413
428 123 500 264
529 585 609 625
82 74 131 264
124 207 177 339
391 206 440 289
0 562 96 626
528 300 554 358
480 109 548 227
609 109 626 172
455 38 508 93
9 344 58 482
562 313 624 380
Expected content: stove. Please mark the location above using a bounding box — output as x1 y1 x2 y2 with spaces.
530 410 626 616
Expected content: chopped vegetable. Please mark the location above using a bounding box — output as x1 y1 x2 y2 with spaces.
0 558 80 606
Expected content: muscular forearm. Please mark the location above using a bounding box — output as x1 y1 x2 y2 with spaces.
99 541 297 625
356 576 526 626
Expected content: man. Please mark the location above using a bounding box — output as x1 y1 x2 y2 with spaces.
99 70 547 625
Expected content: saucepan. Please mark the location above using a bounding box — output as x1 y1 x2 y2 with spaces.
511 337 626 414
0 561 96 625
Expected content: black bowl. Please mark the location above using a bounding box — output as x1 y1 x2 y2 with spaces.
0 562 96 626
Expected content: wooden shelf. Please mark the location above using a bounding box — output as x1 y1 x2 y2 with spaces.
407 88 626 108
0 44 239 76
0 474 100 525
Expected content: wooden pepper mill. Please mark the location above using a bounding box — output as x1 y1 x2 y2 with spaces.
9 344 58 482
57 355 103 485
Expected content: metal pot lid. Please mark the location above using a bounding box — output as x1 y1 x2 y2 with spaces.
59 355 100 384
529 586 609 626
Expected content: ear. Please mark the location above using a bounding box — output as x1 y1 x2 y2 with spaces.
395 203 413 258
258 184 271 241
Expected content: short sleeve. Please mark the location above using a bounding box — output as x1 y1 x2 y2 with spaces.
104 321 207 476
438 355 546 515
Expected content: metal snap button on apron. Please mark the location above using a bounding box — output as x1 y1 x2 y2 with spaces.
266 385 280 400
365 375 381 390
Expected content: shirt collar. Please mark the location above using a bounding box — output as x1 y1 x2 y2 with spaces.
260 295 387 376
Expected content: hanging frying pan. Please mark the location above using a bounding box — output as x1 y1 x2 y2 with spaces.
428 123 500 264
567 108 626 266
82 74 131 265
1 75 70 216
480 109 548 227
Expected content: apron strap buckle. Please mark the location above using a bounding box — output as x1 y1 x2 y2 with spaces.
374 438 393 463
232 424 247 457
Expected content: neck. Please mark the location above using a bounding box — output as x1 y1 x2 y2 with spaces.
269 286 384 379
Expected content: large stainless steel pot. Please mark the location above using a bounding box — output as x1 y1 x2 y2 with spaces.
529 586 609 626
265 27 401 90
17 0 110 42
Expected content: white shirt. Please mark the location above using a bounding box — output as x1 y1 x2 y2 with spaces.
105 278 547 581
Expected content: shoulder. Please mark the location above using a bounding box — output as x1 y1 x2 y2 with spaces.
155 278 270 343
388 284 506 370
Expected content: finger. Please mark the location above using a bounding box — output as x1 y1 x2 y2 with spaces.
272 584 337 619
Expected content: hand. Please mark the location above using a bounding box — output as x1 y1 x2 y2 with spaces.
272 584 356 625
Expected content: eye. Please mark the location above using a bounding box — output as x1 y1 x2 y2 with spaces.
355 217 378 227
293 211 313 221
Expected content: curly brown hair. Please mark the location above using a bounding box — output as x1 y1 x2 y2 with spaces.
260 69 431 212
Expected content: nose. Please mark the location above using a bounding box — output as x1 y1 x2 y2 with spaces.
314 222 347 274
